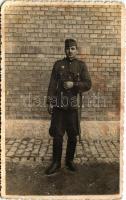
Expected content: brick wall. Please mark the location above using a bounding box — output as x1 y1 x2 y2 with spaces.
3 3 122 120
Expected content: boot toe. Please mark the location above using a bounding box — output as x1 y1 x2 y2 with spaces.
66 161 77 172
45 162 61 175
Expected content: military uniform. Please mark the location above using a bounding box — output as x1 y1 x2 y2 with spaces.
47 57 91 135
45 39 91 175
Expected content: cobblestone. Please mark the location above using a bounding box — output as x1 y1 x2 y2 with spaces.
5 138 119 165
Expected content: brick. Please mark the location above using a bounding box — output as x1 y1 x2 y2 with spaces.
91 17 98 21
103 13 111 17
23 152 31 156
85 21 92 25
10 147 17 152
100 8 106 12
111 12 121 17
6 151 15 157
94 12 102 17
93 30 101 34
93 20 102 25
31 149 39 155
7 140 15 145
97 25 105 30
90 34 97 38
12 157 20 162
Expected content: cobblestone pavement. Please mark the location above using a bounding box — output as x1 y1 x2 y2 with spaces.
6 137 119 165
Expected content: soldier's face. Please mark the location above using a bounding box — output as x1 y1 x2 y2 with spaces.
65 46 78 60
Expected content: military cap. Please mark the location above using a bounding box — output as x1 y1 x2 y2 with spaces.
65 39 77 48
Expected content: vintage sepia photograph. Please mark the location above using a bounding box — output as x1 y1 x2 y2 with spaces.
1 0 125 199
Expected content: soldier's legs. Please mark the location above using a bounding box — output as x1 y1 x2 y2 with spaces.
45 135 63 175
66 133 77 162
65 110 78 171
53 135 63 163
45 108 65 175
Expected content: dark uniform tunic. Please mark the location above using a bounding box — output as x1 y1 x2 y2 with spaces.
47 57 91 137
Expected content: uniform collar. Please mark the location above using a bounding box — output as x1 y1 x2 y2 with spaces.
64 57 77 62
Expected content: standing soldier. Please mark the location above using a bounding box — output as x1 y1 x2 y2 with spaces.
45 39 91 175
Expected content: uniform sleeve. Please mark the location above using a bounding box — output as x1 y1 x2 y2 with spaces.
46 63 58 104
74 62 92 92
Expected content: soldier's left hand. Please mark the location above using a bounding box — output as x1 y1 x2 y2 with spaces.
64 81 74 89
47 104 53 115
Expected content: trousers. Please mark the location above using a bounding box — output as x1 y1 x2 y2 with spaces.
49 108 78 162
49 107 79 137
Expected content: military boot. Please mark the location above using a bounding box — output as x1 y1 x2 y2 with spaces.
45 137 63 175
65 137 77 172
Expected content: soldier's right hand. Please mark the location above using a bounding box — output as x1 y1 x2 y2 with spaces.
47 104 53 115
63 81 74 89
